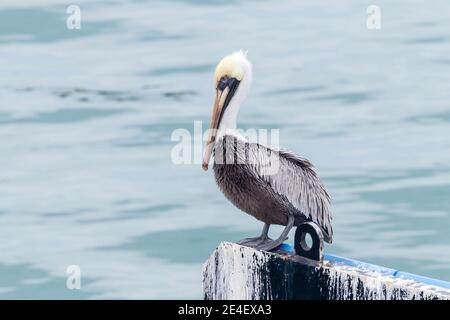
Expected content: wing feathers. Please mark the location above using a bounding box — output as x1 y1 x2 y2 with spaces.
255 145 333 242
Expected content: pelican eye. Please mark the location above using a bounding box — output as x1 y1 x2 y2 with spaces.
217 76 239 91
217 76 229 91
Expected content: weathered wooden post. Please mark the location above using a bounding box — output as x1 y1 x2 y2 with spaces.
203 223 450 300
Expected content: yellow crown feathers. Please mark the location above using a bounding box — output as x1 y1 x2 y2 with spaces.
213 52 245 86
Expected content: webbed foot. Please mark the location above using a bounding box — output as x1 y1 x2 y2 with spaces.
255 236 288 251
256 215 295 252
237 223 271 248
237 235 271 247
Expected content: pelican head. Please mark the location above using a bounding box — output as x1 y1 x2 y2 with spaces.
202 50 252 171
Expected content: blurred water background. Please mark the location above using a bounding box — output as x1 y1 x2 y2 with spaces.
0 0 449 299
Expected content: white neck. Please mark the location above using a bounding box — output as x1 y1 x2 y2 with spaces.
217 55 252 138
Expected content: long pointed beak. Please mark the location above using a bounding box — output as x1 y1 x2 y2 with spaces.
202 87 230 171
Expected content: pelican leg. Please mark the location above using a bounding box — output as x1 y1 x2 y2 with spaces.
237 223 271 247
256 215 295 252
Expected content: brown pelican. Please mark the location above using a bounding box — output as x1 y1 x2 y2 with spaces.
202 51 333 251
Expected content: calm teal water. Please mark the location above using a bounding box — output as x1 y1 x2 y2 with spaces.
1 0 450 299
